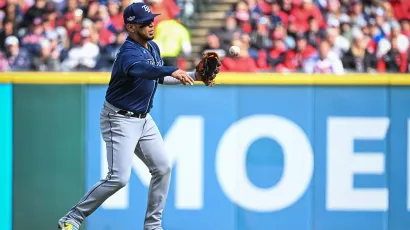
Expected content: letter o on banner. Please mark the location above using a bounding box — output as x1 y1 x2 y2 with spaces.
216 115 314 212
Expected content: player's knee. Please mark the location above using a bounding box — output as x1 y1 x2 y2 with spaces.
156 163 172 176
113 174 130 188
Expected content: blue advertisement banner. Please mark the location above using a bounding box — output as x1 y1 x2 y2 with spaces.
0 84 12 230
85 85 410 230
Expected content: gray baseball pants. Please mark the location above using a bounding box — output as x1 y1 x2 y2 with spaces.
59 100 172 230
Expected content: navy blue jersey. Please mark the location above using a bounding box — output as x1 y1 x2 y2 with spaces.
105 36 178 113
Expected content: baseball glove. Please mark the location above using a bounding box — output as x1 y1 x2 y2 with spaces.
195 52 221 86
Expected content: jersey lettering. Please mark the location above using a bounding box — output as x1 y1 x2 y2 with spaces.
148 59 155 65
147 59 162 66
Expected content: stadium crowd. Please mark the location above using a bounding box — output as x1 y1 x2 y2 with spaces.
0 0 409 73
203 0 410 73
0 0 185 71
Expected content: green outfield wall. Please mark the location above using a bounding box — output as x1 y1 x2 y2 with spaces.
12 85 86 230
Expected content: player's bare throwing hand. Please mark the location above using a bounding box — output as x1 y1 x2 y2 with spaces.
57 2 219 230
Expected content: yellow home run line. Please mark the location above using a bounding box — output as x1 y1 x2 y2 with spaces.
0 72 410 85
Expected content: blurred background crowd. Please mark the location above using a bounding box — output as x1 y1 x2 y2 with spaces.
204 0 410 73
0 0 409 73
0 0 187 71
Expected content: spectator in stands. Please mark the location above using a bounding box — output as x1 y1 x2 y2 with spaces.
349 0 368 27
21 0 46 28
234 1 252 34
326 0 343 23
31 38 61 71
342 28 377 72
0 50 10 71
383 1 396 24
107 0 123 32
290 0 325 33
304 39 344 74
96 30 126 71
21 17 46 54
249 16 272 57
306 16 326 49
147 0 180 28
54 26 70 61
326 19 350 58
154 14 191 67
281 0 292 14
368 18 385 44
0 18 15 51
339 14 353 41
378 36 408 73
268 0 288 28
245 0 262 20
44 30 63 59
62 0 78 15
1 0 23 27
4 35 31 71
389 0 410 21
98 4 118 35
400 19 410 39
210 12 242 54
61 28 100 71
42 2 59 33
85 1 100 21
120 0 131 12
77 0 88 10
220 37 257 72
390 21 409 53
0 10 4 30
200 34 226 58
268 25 287 67
277 32 316 72
63 12 81 47
373 7 391 37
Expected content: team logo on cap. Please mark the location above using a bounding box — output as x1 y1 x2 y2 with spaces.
142 5 150 12
127 16 135 21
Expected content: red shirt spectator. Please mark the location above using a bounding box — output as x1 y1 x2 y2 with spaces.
220 56 258 72
62 13 82 45
234 1 252 33
401 19 410 39
220 38 258 72
107 0 123 31
389 0 410 20
94 19 115 46
258 0 271 15
148 0 179 28
277 35 316 72
256 49 271 70
290 0 325 32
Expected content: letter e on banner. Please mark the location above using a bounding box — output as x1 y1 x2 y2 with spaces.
327 117 389 211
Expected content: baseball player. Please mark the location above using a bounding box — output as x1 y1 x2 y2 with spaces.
57 2 220 230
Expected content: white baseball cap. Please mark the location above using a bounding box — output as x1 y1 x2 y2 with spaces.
40 39 50 48
4 36 19 46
